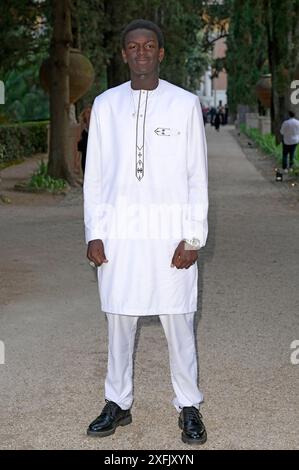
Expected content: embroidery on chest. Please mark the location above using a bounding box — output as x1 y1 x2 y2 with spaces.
154 127 181 137
134 91 148 181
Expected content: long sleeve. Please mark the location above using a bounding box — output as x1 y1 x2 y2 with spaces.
83 100 104 244
183 98 209 247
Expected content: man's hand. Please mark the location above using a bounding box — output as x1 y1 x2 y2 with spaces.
171 240 198 269
87 239 108 267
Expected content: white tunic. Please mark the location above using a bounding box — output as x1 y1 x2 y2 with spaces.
83 79 208 316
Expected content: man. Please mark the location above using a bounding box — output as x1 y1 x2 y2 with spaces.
83 19 208 445
280 111 299 172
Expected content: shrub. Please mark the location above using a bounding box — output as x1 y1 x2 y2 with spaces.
0 121 48 165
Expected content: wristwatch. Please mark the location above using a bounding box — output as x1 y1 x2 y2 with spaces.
184 238 201 250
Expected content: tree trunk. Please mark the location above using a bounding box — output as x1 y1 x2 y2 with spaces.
266 0 296 143
48 0 74 184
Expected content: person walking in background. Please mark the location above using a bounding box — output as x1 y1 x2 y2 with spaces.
280 111 299 172
214 111 221 132
84 19 208 445
77 105 91 175
209 106 216 126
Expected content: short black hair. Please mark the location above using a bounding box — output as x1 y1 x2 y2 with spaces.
289 110 295 118
121 19 164 49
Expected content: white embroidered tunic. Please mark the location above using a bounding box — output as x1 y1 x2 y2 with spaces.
84 79 208 315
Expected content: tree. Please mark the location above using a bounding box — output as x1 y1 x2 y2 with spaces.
0 0 49 72
224 0 268 117
0 0 50 123
76 0 107 104
159 0 209 89
47 0 74 183
210 0 299 135
264 0 299 141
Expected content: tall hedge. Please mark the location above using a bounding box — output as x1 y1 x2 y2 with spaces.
0 121 48 165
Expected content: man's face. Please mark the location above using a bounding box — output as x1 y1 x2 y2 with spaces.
122 28 164 77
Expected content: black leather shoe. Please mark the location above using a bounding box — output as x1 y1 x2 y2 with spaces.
179 406 207 445
87 400 132 437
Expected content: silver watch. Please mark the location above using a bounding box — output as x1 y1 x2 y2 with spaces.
184 238 201 250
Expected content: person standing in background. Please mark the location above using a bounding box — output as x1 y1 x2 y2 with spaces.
214 111 221 131
280 111 299 172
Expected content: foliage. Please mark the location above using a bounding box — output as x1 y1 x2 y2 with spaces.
75 0 107 106
78 0 210 92
28 160 67 192
0 121 48 165
266 0 299 92
0 0 211 123
221 0 299 134
0 0 212 109
263 0 299 141
0 0 50 123
0 59 49 123
0 0 50 72
225 0 268 115
185 30 210 90
160 0 210 90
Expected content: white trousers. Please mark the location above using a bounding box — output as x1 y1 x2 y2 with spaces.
104 312 204 412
